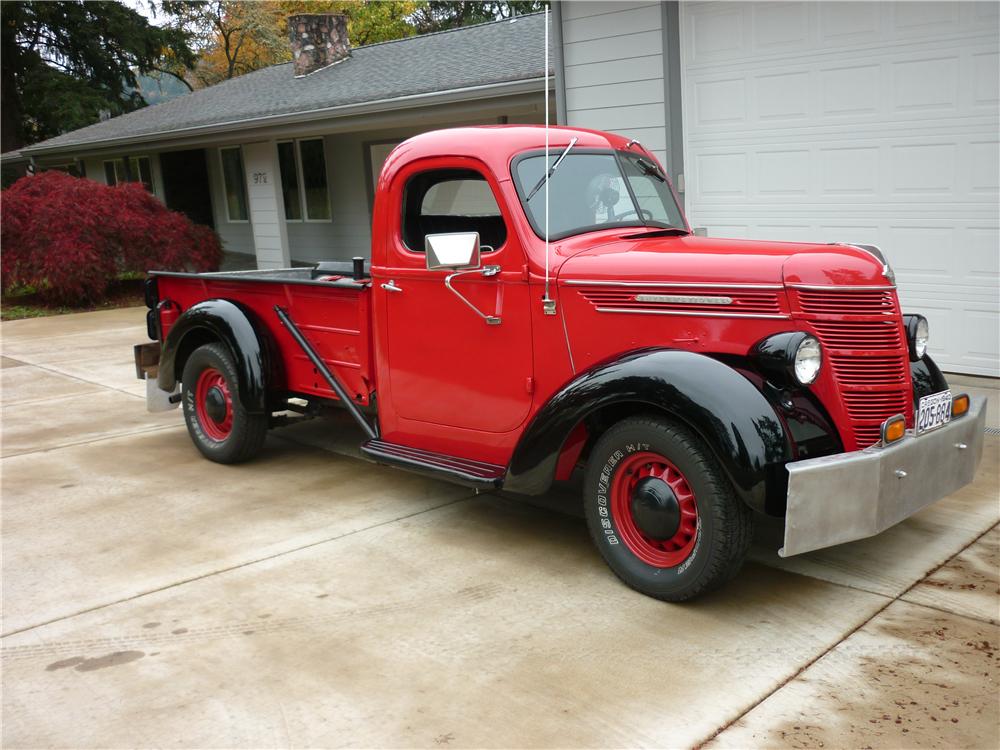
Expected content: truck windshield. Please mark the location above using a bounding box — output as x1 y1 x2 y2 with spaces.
513 150 687 241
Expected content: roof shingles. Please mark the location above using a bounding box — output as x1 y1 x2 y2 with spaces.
24 13 546 154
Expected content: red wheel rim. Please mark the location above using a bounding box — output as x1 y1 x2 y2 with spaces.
194 367 233 441
610 451 699 568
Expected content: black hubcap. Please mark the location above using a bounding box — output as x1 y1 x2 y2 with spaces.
205 386 227 423
630 477 681 540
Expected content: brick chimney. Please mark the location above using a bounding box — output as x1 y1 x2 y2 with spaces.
288 14 350 78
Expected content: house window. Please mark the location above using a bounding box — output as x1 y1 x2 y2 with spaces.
103 156 152 190
276 141 302 221
277 138 330 221
219 147 249 222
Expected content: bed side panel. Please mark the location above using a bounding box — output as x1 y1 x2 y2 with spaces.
155 275 374 405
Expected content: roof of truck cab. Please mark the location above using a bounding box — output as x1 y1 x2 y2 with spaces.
21 14 549 157
380 125 634 182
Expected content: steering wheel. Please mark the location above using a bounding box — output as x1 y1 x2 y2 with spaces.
615 208 654 222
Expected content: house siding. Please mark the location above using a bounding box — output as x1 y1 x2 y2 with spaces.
560 1 669 165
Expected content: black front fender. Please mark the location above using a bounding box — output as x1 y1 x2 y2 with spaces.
157 299 274 413
504 349 793 512
911 354 950 400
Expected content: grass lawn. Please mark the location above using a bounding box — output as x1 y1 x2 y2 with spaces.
1 276 145 321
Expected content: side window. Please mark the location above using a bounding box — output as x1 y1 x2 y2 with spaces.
401 169 507 252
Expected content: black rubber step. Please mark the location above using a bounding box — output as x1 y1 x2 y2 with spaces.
360 439 505 489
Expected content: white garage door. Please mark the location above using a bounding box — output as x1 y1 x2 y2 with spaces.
680 1 999 376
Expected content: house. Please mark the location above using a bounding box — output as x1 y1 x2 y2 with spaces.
11 13 551 270
10 3 998 375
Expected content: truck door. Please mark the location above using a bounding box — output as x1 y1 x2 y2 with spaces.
380 160 533 434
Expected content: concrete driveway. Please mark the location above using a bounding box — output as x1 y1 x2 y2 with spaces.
2 307 997 749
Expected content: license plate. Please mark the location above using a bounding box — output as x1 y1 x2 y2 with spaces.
916 390 952 435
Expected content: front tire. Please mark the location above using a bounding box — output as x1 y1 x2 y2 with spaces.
181 342 268 464
584 415 753 601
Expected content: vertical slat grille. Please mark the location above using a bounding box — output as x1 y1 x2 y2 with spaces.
794 289 911 449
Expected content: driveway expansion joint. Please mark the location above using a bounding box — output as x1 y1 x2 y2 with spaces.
1 423 186 459
0 492 478 639
2 358 146 401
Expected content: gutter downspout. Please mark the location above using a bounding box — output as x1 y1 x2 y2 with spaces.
551 1 568 125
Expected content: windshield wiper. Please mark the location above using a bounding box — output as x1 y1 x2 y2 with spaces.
634 157 665 182
526 137 579 201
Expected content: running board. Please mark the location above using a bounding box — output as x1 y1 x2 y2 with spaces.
360 439 505 489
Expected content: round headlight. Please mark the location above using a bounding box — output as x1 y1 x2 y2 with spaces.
793 336 822 385
914 317 929 359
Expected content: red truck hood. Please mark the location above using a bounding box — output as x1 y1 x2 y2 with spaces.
557 233 889 287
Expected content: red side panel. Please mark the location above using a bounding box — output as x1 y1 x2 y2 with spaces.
156 276 375 406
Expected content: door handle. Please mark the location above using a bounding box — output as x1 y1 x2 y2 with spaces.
381 281 402 293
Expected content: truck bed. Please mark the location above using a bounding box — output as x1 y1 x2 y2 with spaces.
152 265 375 406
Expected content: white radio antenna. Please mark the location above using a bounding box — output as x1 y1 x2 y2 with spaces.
542 6 556 315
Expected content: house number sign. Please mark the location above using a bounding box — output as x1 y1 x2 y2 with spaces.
253 172 268 184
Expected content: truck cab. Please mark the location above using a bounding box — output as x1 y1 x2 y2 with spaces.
137 126 987 601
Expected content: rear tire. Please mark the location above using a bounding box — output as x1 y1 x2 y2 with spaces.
583 415 753 601
181 342 268 464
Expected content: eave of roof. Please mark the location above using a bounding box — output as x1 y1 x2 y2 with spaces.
21 12 549 157
25 77 549 157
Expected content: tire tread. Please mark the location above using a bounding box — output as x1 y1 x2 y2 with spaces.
182 342 268 464
584 415 753 602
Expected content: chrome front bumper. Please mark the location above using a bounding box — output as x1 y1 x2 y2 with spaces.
780 397 987 557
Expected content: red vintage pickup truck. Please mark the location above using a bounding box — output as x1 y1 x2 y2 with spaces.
135 126 986 601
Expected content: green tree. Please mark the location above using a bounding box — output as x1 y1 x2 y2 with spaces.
410 1 548 33
0 0 196 152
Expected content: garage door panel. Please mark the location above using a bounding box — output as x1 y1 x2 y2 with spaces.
693 77 746 125
822 64 881 116
687 4 746 64
890 143 957 194
892 2 960 35
973 52 999 106
969 141 1000 194
887 226 952 279
820 146 880 195
892 56 960 113
965 227 1000 283
757 150 810 195
756 71 811 121
752 2 810 53
819 2 882 43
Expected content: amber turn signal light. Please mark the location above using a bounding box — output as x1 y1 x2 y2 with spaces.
952 393 970 417
881 415 906 445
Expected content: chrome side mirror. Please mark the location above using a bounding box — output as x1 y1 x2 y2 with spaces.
425 232 481 271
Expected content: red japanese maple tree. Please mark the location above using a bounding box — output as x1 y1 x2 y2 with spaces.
1 171 222 304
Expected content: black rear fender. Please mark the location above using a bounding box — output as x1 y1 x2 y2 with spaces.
157 299 279 414
504 349 793 513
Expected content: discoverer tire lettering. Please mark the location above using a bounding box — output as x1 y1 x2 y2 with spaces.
584 415 753 601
